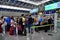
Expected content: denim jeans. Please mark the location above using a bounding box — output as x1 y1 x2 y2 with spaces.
2 26 5 34
28 24 33 33
14 27 16 35
2 27 5 31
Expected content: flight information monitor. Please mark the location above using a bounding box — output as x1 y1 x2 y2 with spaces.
45 2 60 11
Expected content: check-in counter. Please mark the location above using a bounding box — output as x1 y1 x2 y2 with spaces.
57 20 60 27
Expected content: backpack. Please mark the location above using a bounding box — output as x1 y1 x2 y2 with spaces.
28 17 34 24
18 18 22 25
18 25 22 35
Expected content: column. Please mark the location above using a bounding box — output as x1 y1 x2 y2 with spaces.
54 13 57 33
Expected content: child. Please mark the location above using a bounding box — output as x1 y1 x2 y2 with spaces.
10 19 15 35
14 22 18 35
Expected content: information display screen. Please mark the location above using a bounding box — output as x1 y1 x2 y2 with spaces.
30 8 39 13
45 2 60 11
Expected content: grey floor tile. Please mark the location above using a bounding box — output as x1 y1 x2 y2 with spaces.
0 28 60 40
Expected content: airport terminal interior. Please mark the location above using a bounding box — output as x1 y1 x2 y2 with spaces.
0 0 60 40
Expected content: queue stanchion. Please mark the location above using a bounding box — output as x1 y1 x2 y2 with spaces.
2 26 5 36
2 25 7 40
31 26 35 40
3 27 5 35
48 24 53 36
16 27 19 40
32 26 36 36
13 27 19 40
16 27 18 35
26 26 34 40
32 24 54 36
15 27 19 40
50 24 54 32
30 27 33 40
26 28 31 40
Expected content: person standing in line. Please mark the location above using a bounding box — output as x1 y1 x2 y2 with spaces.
38 16 43 32
13 17 18 35
5 16 11 32
48 16 53 30
11 17 18 35
0 16 4 33
27 14 34 33
14 22 17 35
34 16 39 32
44 16 53 32
2 17 7 35
19 14 26 36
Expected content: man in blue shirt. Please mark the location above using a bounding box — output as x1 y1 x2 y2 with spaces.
37 16 43 32
39 16 43 25
5 16 11 32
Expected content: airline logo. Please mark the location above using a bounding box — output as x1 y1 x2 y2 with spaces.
57 2 60 7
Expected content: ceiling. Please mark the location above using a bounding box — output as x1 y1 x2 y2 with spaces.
18 0 50 6
44 0 60 5
0 0 50 10
30 0 43 2
0 0 60 12
0 0 37 9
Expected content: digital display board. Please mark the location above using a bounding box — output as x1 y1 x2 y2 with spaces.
45 2 60 11
30 8 39 13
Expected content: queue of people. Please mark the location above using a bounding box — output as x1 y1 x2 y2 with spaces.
0 14 54 36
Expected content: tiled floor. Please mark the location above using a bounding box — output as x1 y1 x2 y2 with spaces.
0 28 60 40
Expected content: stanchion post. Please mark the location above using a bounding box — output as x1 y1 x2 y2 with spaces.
26 26 34 40
2 25 7 40
2 25 5 36
16 27 18 35
26 28 30 40
54 13 57 33
50 25 52 32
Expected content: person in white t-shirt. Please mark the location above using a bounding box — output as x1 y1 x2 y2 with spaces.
1 17 7 36
2 21 7 35
10 19 17 35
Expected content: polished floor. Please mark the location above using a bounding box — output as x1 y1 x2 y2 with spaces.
0 28 60 40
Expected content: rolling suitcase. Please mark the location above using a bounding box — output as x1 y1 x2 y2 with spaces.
9 27 14 35
0 23 2 33
18 26 22 35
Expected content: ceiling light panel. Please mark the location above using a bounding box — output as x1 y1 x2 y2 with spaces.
18 0 50 5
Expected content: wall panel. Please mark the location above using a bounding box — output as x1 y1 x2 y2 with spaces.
0 11 28 16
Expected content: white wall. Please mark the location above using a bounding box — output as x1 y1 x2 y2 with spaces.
0 11 29 16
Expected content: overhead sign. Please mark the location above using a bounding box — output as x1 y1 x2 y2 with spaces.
45 2 60 11
30 8 39 13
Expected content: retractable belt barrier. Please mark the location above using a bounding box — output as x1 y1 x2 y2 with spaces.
26 24 54 40
31 24 54 28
